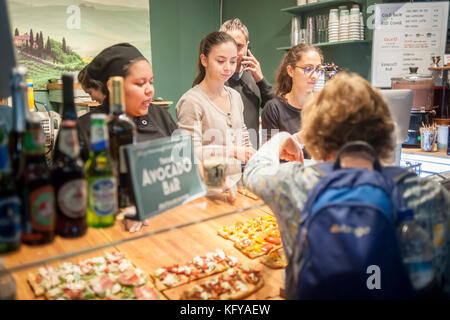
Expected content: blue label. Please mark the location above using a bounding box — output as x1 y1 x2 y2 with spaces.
0 196 21 243
91 178 117 216
405 260 433 273
0 146 9 171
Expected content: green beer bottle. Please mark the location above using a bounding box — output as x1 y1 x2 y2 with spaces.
86 114 117 227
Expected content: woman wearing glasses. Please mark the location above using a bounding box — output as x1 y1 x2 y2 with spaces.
261 44 323 149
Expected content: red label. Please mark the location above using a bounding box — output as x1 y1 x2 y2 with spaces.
57 179 87 218
29 185 55 232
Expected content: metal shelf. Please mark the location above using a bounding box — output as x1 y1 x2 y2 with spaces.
281 0 365 15
277 39 371 51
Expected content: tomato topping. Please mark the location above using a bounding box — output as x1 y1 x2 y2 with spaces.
104 268 109 273
35 275 41 284
118 270 140 286
239 239 252 247
134 286 158 300
261 244 273 253
242 228 248 234
63 288 83 300
265 236 281 245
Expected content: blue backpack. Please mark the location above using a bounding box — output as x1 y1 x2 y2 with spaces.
293 141 415 300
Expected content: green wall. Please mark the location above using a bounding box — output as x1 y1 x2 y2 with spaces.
149 0 220 118
222 0 375 82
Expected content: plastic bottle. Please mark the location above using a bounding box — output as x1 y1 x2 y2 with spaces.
397 209 435 291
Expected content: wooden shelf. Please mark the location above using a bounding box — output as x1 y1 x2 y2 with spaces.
277 39 370 51
47 83 83 90
281 0 364 15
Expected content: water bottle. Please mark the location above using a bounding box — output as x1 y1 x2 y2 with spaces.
397 209 435 291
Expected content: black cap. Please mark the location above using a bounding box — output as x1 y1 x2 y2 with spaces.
86 43 144 85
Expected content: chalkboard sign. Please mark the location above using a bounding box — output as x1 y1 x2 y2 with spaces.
124 134 207 221
371 1 449 87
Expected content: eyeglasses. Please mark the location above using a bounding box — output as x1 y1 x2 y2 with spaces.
294 65 324 76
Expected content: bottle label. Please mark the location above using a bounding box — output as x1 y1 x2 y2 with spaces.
24 129 45 152
58 129 80 158
91 178 117 216
57 179 87 218
30 185 55 232
91 124 108 152
0 197 21 244
405 260 434 290
432 223 444 248
0 145 10 171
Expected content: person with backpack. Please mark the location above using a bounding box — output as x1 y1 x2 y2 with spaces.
243 72 450 299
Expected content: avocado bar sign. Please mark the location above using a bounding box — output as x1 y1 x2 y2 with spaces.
124 134 207 221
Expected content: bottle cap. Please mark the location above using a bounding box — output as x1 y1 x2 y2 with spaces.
398 209 414 222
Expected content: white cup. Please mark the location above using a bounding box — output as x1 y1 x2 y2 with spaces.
437 125 449 151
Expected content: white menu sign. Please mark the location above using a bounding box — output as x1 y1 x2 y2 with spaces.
371 1 449 87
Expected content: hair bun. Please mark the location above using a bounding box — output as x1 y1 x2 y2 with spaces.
87 43 144 84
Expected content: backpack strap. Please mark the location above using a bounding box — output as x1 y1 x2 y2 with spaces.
333 141 382 172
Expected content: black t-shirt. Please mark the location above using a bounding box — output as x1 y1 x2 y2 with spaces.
261 96 310 159
261 96 301 142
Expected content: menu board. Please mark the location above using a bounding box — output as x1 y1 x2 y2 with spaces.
371 1 449 87
124 134 207 221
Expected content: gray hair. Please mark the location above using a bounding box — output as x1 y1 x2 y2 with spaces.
219 18 249 41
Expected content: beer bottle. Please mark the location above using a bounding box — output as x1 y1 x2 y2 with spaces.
52 74 89 163
8 66 28 176
20 118 55 245
51 76 87 238
0 122 21 253
86 114 117 228
107 76 136 209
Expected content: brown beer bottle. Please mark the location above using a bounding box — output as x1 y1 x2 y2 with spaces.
20 119 55 245
51 76 87 237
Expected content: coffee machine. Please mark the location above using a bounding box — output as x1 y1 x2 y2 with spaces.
391 67 435 148
430 56 450 124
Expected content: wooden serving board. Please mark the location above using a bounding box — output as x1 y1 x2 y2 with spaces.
7 192 283 300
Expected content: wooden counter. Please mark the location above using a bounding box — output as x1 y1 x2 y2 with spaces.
2 192 283 300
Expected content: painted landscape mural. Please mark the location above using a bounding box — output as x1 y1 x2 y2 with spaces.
8 0 151 89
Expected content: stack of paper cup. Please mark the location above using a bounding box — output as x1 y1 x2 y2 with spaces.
291 16 301 46
314 72 325 92
339 9 349 41
360 12 364 40
349 7 360 40
328 9 339 42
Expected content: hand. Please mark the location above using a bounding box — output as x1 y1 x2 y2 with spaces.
123 218 149 233
279 135 304 163
293 131 304 145
235 146 257 162
242 49 264 83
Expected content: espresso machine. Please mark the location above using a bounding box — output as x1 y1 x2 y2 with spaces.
429 56 450 124
391 67 435 148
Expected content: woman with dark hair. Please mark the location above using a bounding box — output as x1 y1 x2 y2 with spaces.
261 44 323 144
176 31 255 163
77 65 107 104
78 43 177 153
